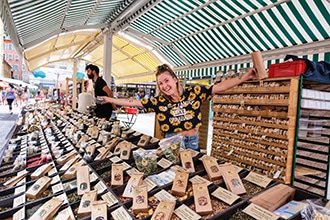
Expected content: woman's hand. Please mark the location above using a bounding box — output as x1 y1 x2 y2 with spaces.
240 68 256 81
97 96 111 104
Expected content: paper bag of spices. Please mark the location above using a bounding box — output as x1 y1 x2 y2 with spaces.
77 165 90 195
78 190 97 217
192 181 213 215
171 170 189 196
29 197 64 220
123 172 144 198
151 201 176 220
26 176 52 199
91 201 108 220
249 183 295 211
219 163 246 195
132 185 148 214
251 51 268 79
180 149 195 173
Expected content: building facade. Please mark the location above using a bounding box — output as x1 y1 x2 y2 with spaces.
3 32 22 80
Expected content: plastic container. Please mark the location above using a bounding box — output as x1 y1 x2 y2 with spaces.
125 107 138 114
299 128 324 138
268 60 306 78
299 115 309 129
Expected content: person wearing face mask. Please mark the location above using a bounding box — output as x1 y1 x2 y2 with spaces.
85 64 116 120
99 64 256 151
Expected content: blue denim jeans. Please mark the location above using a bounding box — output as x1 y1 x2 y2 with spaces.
165 132 200 152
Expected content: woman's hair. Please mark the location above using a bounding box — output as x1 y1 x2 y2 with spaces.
155 64 183 100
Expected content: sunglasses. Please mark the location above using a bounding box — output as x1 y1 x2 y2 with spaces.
157 64 167 71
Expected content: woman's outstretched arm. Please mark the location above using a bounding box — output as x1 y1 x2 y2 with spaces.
98 96 143 108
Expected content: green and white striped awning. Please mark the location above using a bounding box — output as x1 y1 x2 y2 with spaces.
176 51 330 80
128 0 329 66
1 0 329 82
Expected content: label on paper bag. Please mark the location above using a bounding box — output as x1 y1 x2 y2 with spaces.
52 183 63 194
15 185 26 195
121 162 131 171
94 181 107 194
111 206 133 220
66 146 74 151
126 168 139 176
143 178 157 192
189 175 212 186
90 172 98 182
154 190 177 201
102 192 119 207
243 203 279 220
233 165 243 173
244 172 272 188
13 194 25 208
48 167 57 176
51 175 60 184
13 207 25 220
110 156 122 163
56 193 68 204
189 149 200 158
211 187 240 205
174 204 201 220
157 158 172 169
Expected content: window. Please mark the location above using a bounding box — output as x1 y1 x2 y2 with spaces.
8 54 12 60
3 54 5 60
8 44 13 50
15 55 19 61
12 65 18 71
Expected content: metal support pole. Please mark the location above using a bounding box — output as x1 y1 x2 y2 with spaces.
72 59 78 110
103 32 113 89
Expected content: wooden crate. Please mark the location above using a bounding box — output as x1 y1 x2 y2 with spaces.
211 77 300 184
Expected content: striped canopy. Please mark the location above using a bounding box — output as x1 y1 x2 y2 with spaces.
1 0 329 82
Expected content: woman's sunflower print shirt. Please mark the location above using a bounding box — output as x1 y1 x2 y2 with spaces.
141 85 213 133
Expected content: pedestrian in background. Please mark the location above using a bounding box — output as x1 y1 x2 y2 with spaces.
5 84 16 114
22 85 30 104
86 64 117 120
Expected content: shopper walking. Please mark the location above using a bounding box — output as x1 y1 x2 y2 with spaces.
22 86 30 103
100 64 256 151
16 84 23 106
5 84 16 114
86 64 116 120
2 89 7 105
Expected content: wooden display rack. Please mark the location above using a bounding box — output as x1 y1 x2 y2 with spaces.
65 77 85 106
292 82 330 198
211 77 300 184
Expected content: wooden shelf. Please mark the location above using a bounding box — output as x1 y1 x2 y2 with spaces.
213 130 288 149
212 108 288 118
213 117 289 130
213 97 289 106
211 77 299 184
214 85 291 94
212 139 287 157
212 124 288 140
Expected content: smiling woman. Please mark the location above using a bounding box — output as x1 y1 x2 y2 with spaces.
99 64 256 151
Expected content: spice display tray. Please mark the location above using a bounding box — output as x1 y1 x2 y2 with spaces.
212 77 300 184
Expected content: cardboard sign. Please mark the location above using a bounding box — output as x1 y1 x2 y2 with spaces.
244 171 272 188
211 186 240 205
243 203 279 220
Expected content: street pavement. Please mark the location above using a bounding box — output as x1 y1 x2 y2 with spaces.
0 102 21 155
